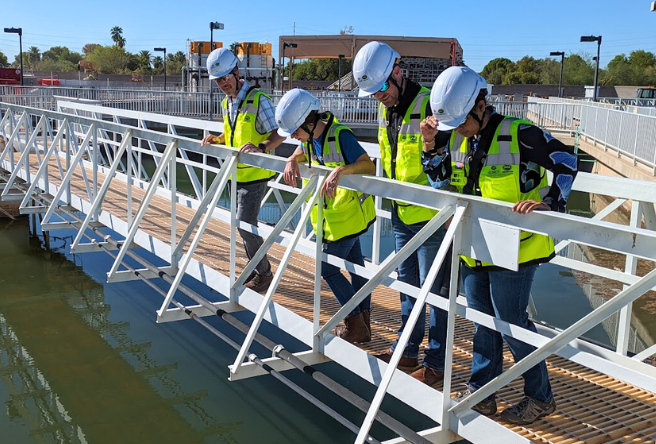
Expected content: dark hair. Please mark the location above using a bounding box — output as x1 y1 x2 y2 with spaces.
476 88 488 104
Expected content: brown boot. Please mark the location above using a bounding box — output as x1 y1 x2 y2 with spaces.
374 350 420 372
332 312 371 343
361 309 371 336
410 366 444 388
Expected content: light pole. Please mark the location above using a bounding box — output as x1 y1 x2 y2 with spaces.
580 35 602 101
338 54 345 93
550 51 565 97
4 27 23 86
154 47 166 91
281 42 297 92
209 21 224 121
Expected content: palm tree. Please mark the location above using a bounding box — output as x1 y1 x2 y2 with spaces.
137 50 151 69
110 26 125 48
229 42 240 56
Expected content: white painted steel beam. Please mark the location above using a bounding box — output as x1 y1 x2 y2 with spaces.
228 351 331 381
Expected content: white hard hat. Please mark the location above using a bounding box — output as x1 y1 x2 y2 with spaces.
352 41 400 97
207 48 238 79
430 66 488 130
275 89 321 137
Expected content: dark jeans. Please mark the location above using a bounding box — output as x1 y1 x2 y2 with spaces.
461 262 553 402
236 181 271 276
390 209 451 371
322 237 370 317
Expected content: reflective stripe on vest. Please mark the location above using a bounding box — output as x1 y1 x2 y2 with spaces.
378 88 437 225
450 117 554 268
308 121 376 243
222 88 276 183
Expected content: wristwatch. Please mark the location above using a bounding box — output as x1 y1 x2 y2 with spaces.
258 143 267 153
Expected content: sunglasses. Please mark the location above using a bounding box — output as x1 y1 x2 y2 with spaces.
378 80 390 93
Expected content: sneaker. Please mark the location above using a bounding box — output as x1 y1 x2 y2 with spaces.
501 396 556 425
409 366 444 388
454 388 498 416
244 273 273 293
374 350 420 372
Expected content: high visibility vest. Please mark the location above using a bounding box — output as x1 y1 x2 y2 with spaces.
377 88 437 225
307 119 376 243
450 117 555 268
222 88 276 184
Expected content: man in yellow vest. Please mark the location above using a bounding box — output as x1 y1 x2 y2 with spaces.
277 89 376 343
201 48 284 293
422 66 578 424
353 41 452 388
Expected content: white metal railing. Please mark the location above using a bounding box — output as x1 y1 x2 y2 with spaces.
3 102 656 443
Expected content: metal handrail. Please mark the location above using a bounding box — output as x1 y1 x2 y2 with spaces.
3 102 656 444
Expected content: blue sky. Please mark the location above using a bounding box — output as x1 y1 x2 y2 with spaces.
1 0 655 73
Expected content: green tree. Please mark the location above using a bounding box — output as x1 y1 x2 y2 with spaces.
82 43 101 56
0 50 8 67
602 54 633 85
87 45 131 74
134 50 152 74
42 46 82 65
166 51 187 76
110 26 126 48
480 58 515 85
292 58 352 81
26 46 41 68
564 53 595 85
152 56 164 75
229 42 240 55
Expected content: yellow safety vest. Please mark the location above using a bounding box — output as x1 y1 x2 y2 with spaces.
450 117 555 268
307 118 376 243
222 88 276 184
377 88 437 225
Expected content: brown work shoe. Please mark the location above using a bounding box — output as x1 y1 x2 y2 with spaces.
410 366 444 388
361 309 371 335
374 350 419 372
244 272 273 293
332 312 371 343
244 270 256 285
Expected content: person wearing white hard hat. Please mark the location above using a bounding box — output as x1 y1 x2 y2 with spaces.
421 66 578 425
277 88 376 343
201 48 284 293
353 41 452 387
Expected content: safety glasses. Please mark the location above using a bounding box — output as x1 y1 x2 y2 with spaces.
215 68 237 83
378 80 390 94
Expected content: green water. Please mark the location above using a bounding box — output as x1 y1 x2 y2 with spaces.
0 189 622 444
0 217 451 444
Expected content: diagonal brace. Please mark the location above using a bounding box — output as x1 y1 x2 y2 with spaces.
157 155 237 316
354 205 464 444
231 174 323 376
317 205 455 338
452 265 656 415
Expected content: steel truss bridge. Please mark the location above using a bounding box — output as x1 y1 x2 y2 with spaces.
2 101 656 444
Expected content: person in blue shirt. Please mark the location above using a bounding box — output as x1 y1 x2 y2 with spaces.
277 89 376 343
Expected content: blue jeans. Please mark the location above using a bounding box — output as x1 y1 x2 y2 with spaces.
322 237 371 317
461 263 553 402
390 209 451 371
236 181 271 276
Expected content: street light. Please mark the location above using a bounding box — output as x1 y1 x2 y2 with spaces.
209 21 224 121
281 42 297 92
338 54 345 93
549 51 565 98
4 27 23 86
154 47 166 91
580 35 602 101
